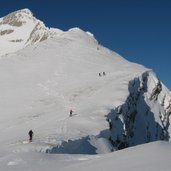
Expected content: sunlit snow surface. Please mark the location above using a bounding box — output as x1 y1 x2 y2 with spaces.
1 141 171 171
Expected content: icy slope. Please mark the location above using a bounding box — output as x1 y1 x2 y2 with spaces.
0 8 62 56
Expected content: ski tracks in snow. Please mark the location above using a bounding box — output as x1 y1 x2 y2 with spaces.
56 117 68 139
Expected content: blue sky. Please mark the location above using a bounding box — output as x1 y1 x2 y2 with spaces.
0 0 171 90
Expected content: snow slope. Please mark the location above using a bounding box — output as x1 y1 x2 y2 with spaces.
0 9 171 171
1 141 171 171
0 27 147 152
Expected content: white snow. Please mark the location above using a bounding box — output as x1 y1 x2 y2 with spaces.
1 141 171 171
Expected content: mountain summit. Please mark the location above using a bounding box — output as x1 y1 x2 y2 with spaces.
0 9 171 158
0 8 62 56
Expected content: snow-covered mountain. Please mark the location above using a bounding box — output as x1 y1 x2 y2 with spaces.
0 8 171 171
0 8 62 56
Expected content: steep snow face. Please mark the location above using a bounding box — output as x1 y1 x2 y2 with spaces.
0 8 63 56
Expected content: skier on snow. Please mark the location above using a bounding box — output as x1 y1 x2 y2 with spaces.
28 129 34 142
70 109 73 117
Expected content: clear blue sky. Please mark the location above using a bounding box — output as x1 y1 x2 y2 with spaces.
0 0 171 90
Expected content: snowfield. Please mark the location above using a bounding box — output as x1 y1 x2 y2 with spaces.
1 141 171 171
0 9 171 171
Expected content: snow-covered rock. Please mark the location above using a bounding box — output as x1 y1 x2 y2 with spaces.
107 71 171 150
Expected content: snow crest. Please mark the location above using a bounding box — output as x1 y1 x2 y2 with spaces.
0 8 63 57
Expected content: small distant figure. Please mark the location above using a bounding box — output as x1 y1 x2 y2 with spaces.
28 129 34 142
109 120 112 130
99 73 102 77
70 109 73 117
103 72 106 76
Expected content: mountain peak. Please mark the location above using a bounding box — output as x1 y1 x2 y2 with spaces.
0 9 99 57
11 8 33 17
0 8 34 27
0 8 63 56
16 8 33 15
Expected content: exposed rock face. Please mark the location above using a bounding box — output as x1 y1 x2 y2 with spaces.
0 9 29 26
0 29 14 35
26 22 49 44
106 71 171 150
